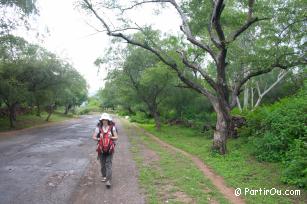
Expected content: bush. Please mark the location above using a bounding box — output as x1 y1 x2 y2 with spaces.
241 87 306 162
77 107 90 115
130 111 154 124
281 139 307 188
251 131 287 162
238 86 307 188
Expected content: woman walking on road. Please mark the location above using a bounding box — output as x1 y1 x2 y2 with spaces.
92 113 118 188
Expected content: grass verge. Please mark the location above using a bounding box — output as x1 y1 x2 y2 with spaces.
121 119 230 204
138 124 307 204
0 111 76 132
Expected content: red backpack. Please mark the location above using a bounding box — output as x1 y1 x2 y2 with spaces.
96 126 115 155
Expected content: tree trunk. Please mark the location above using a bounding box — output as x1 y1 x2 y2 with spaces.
8 103 17 128
36 103 41 117
251 87 254 109
236 96 242 112
46 104 55 121
153 111 161 130
64 105 68 115
212 101 231 154
127 106 134 115
46 110 53 121
243 84 249 109
64 104 72 115
9 113 15 128
12 108 17 121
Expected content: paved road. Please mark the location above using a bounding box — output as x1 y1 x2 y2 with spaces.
0 115 144 204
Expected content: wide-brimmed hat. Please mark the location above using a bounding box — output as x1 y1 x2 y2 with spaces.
99 113 111 121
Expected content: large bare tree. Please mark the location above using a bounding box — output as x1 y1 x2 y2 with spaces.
79 0 306 154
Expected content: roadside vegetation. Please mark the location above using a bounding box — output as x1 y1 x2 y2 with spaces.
0 111 76 131
76 95 104 115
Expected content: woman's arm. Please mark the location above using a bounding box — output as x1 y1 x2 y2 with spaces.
111 127 118 140
92 127 99 141
92 132 98 141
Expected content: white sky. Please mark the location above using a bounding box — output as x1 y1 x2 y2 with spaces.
17 0 181 95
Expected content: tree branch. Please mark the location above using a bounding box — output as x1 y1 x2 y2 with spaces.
210 0 226 48
175 84 190 89
118 0 170 13
227 0 269 44
82 0 112 33
176 49 217 91
207 1 222 49
227 17 269 43
168 0 217 63
253 70 288 108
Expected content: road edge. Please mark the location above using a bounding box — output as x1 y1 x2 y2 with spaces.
0 116 81 137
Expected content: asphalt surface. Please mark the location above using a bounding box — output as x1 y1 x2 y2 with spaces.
0 115 144 204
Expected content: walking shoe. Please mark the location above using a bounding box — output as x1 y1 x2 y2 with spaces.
106 180 111 188
101 177 107 182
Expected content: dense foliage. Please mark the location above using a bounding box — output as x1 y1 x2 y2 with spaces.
239 86 307 187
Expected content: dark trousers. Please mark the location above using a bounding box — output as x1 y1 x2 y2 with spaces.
99 153 113 182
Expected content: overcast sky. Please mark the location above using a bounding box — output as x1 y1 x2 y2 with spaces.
19 0 181 95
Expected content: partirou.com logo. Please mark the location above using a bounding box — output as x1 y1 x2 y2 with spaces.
234 187 301 196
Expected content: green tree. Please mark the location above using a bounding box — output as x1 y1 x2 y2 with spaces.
0 35 32 127
59 64 88 115
0 63 28 127
0 35 88 125
104 46 175 129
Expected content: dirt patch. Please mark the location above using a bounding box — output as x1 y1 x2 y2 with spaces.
173 191 196 203
46 170 76 188
155 183 196 204
76 155 97 188
140 144 160 166
69 154 98 204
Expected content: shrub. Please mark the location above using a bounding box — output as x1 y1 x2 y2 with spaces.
241 87 306 162
281 139 307 188
130 111 154 124
238 86 307 188
77 108 90 115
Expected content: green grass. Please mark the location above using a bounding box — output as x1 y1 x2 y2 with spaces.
122 119 230 204
0 111 76 131
138 124 307 204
